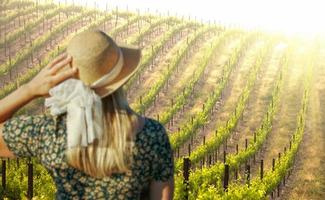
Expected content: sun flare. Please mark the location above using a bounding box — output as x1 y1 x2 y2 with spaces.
51 0 325 38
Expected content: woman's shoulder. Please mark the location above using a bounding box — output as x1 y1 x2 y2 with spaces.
1 112 68 161
19 111 67 125
139 117 169 145
142 117 166 135
10 111 56 123
5 112 63 133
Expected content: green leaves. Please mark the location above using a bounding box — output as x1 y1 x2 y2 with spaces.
132 25 213 113
0 10 94 76
170 33 255 151
0 13 114 99
0 158 55 199
0 5 84 48
124 22 198 90
217 48 313 200
159 30 241 125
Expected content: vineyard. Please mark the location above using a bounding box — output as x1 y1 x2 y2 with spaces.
1 0 325 199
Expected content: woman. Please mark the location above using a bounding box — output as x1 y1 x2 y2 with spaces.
0 30 174 199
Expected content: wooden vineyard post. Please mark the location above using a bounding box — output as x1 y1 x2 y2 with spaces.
223 151 227 163
260 160 264 180
224 164 229 191
214 148 218 163
2 160 6 190
171 99 174 126
214 130 218 162
289 141 292 150
289 142 292 176
246 164 250 186
225 138 228 151
272 157 277 198
245 139 248 165
254 133 256 163
177 147 180 158
202 136 206 166
188 144 191 157
183 158 191 200
27 158 33 200
235 144 239 179
236 144 239 154
254 133 257 142
9 55 12 80
283 148 287 186
245 138 248 150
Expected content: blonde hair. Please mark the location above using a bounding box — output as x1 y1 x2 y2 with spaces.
65 88 138 178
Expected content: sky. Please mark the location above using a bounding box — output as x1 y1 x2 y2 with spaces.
53 0 325 37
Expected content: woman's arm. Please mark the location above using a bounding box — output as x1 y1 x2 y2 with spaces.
0 83 36 123
0 53 77 157
149 177 174 200
0 83 37 158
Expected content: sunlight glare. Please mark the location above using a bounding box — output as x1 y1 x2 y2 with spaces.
53 0 325 37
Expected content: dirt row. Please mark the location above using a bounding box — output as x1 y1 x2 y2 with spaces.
174 39 264 158
227 44 285 156
0 12 142 89
0 13 92 88
280 43 325 200
126 26 197 103
0 9 74 65
0 7 47 36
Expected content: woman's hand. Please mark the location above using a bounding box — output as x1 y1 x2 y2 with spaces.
26 53 78 98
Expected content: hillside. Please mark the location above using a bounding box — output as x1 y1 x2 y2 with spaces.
0 0 324 199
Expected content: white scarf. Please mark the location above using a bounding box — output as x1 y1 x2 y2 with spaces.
45 79 104 149
45 49 124 149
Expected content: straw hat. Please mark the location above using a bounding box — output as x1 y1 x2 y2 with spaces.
66 30 141 98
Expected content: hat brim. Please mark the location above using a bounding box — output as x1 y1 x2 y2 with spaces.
94 45 141 98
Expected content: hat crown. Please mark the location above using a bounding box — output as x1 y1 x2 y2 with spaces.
67 30 119 85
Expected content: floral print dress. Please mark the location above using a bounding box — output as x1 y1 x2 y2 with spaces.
2 113 174 199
